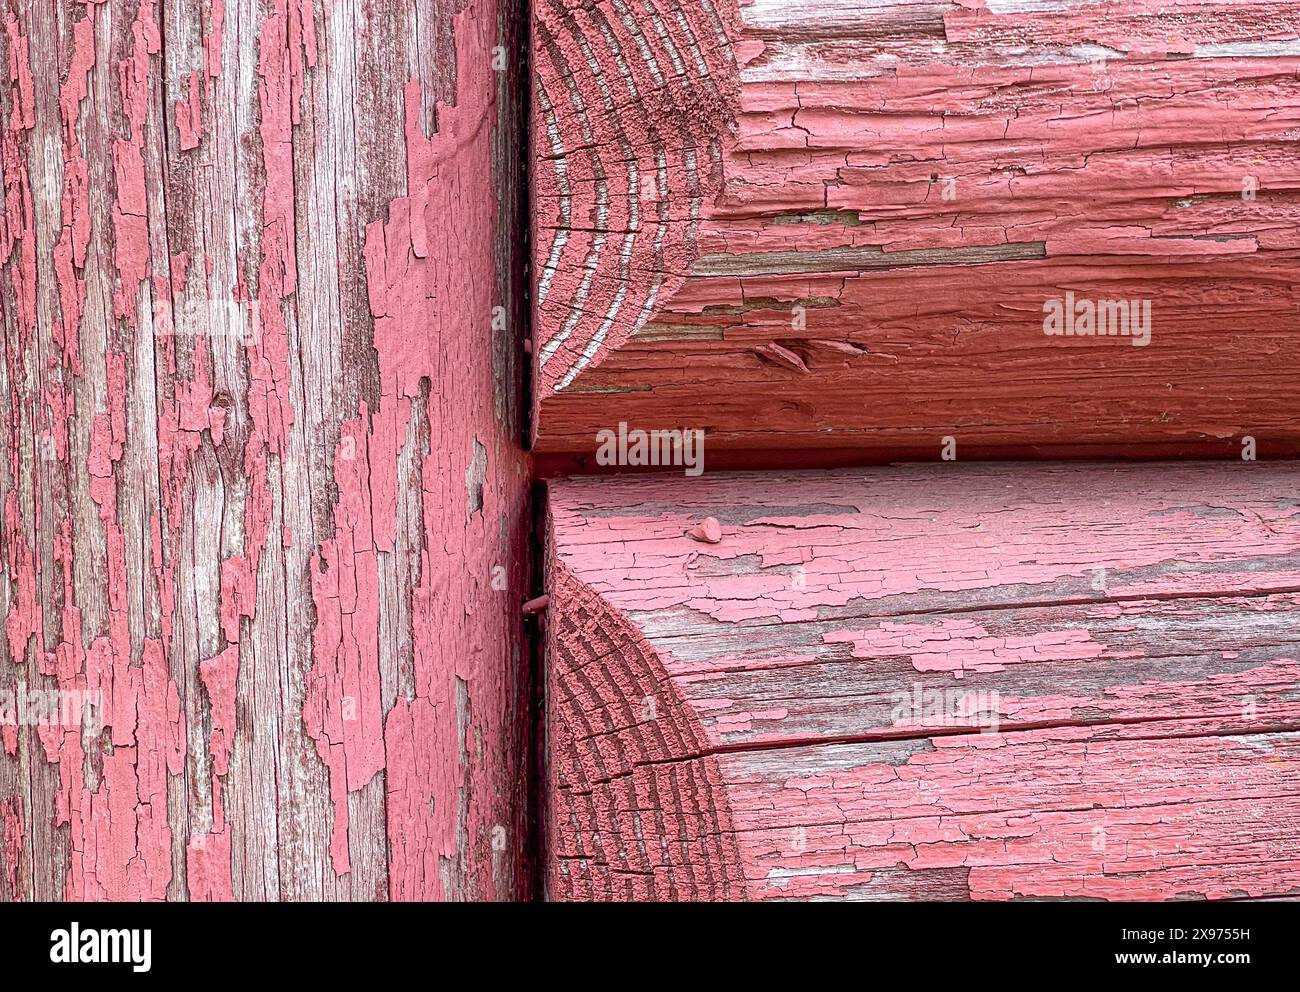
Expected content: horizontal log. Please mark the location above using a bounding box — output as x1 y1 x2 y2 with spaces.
544 461 1300 900
531 0 1300 457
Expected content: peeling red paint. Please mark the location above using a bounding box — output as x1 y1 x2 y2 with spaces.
176 71 202 150
1 0 529 902
532 0 1300 458
546 463 1300 900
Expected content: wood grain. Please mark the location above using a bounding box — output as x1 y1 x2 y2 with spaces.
531 0 1300 458
0 0 531 901
544 462 1300 900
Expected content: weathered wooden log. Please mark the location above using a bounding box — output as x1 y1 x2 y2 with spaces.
545 462 1300 900
532 0 1300 458
0 0 531 900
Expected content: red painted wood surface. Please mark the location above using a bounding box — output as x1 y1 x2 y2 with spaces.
545 462 1300 900
532 0 1300 458
0 0 531 901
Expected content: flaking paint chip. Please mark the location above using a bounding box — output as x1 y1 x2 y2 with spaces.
687 517 723 544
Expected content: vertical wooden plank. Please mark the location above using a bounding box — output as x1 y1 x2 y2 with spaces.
0 0 530 901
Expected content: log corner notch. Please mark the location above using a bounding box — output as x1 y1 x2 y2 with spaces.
545 559 748 901
531 0 1300 459
545 463 1300 901
1 0 530 901
531 0 742 393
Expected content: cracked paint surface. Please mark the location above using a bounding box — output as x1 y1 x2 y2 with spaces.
532 0 1300 456
545 463 1300 900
